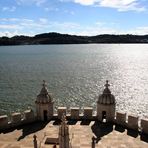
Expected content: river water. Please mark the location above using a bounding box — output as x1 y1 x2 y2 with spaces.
0 44 148 118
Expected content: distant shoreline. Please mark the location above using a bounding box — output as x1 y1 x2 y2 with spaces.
1 43 148 47
0 32 148 46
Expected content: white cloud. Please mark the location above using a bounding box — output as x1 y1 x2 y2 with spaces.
62 0 146 12
16 0 47 6
64 9 75 15
74 0 99 5
0 30 35 37
2 6 16 12
1 17 148 37
39 18 48 24
99 0 146 12
50 22 80 30
45 7 59 12
0 18 20 22
74 25 148 36
35 0 47 6
0 18 41 31
0 24 22 29
127 26 148 35
70 11 75 15
0 17 81 37
95 21 105 26
73 26 118 36
22 19 34 23
0 31 17 37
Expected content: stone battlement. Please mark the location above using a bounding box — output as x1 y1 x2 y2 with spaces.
1 80 148 140
0 109 35 130
0 107 148 135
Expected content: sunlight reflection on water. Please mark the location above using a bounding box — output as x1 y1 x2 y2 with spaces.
0 44 148 118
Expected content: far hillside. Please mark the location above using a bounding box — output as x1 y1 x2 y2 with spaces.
0 32 148 45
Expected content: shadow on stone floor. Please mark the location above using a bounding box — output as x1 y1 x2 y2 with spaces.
127 129 138 138
0 127 16 134
53 120 61 125
17 121 49 141
80 120 91 125
53 119 78 125
91 121 113 143
1 120 148 145
67 120 77 125
140 133 148 143
114 124 125 133
52 119 78 125
114 124 148 143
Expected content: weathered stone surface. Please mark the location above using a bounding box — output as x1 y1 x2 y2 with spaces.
97 104 115 122
24 110 34 121
58 107 67 119
127 115 138 130
70 107 79 119
141 118 148 134
35 81 54 121
83 107 93 119
116 112 126 126
11 112 21 124
0 121 148 148
97 81 116 122
0 115 8 129
59 114 70 148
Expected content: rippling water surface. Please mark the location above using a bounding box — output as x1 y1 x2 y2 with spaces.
0 44 148 118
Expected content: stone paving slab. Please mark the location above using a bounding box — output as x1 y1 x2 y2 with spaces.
0 121 148 148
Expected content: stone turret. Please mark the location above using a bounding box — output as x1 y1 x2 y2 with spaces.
35 80 54 121
97 80 115 122
59 114 70 148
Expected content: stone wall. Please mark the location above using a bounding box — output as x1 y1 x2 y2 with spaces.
97 104 115 122
141 119 148 134
0 107 148 135
127 115 138 130
56 107 148 134
114 112 148 134
0 109 36 131
115 112 126 126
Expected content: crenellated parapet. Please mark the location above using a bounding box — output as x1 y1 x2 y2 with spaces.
0 107 148 135
0 115 8 129
114 112 148 134
54 107 148 134
115 112 126 126
1 80 148 136
55 107 95 120
0 109 36 131
141 119 148 134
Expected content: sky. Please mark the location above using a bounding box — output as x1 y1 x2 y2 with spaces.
0 0 148 37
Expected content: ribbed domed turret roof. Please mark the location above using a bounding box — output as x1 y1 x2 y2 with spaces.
97 80 115 105
36 80 52 103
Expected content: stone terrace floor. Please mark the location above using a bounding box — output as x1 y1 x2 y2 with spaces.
0 120 148 148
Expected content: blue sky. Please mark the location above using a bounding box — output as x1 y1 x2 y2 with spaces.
0 0 148 37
